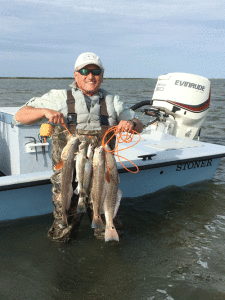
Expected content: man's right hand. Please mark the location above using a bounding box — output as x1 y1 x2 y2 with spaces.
15 106 65 125
43 109 65 124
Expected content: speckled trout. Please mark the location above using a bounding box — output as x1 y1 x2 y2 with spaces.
76 143 94 213
90 146 105 228
55 136 79 226
75 142 87 191
103 145 122 242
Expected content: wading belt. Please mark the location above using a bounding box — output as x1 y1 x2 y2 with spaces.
66 90 110 136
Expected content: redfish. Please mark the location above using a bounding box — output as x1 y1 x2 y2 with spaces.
102 145 122 242
55 136 79 226
90 146 105 229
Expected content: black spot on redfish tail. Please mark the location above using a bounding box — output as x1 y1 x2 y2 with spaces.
105 226 119 242
91 215 105 229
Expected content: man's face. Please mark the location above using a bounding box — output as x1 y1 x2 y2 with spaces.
74 64 103 96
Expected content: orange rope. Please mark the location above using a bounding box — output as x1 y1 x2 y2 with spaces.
61 122 73 138
102 125 141 174
41 122 140 175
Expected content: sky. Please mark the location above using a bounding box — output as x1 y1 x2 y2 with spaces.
1 0 225 78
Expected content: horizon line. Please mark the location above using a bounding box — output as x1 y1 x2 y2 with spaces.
0 77 156 80
0 77 224 80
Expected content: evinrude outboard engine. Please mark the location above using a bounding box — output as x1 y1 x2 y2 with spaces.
148 73 211 140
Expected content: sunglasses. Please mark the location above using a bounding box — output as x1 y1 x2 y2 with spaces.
77 69 102 76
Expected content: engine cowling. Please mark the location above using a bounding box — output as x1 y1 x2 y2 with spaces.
151 72 211 139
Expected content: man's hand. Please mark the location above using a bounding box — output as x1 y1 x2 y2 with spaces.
117 120 134 133
15 106 65 125
117 119 143 134
43 109 65 124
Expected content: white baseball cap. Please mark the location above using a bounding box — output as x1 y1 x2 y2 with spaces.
74 52 104 71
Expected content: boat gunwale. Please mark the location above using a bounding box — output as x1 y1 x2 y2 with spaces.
0 153 224 191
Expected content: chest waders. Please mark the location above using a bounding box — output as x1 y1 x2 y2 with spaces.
48 89 119 242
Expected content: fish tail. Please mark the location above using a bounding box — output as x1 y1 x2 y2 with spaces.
62 214 68 227
105 225 119 242
77 203 86 213
91 215 105 229
74 184 81 195
77 197 87 213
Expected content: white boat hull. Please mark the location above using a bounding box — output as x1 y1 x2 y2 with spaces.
0 184 53 221
119 157 221 198
0 156 222 222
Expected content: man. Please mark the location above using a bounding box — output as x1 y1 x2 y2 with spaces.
15 52 143 242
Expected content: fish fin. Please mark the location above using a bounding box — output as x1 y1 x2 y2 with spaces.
99 186 107 215
65 185 73 210
89 193 93 204
70 183 74 195
118 174 120 184
105 225 119 242
61 215 68 227
105 172 110 183
75 184 85 195
114 189 123 218
91 215 105 229
118 189 123 198
66 200 72 211
77 197 87 213
54 160 63 170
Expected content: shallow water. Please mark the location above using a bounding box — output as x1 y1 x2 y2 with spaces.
0 78 225 300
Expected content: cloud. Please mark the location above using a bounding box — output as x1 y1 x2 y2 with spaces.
17 0 225 20
1 0 225 77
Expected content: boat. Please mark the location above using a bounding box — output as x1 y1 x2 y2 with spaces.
1 72 225 222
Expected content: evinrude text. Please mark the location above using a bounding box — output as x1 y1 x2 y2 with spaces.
175 80 205 91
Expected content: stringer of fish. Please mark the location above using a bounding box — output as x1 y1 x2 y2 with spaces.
54 134 123 239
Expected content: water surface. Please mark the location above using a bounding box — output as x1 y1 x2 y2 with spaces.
0 78 225 300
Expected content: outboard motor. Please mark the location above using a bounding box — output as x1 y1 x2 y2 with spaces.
148 73 211 140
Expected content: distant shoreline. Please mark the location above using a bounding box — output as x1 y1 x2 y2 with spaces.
0 77 223 80
0 77 154 80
